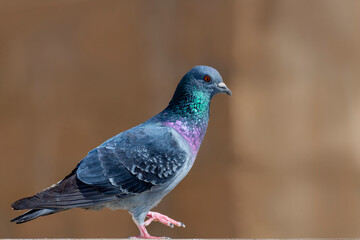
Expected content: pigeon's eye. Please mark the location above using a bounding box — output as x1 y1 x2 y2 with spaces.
204 75 211 82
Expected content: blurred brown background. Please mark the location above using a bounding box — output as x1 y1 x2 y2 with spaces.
1 0 360 238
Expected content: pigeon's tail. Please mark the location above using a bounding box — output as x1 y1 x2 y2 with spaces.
11 208 65 224
11 168 118 212
11 168 119 224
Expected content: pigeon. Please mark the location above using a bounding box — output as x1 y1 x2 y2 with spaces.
11 65 231 238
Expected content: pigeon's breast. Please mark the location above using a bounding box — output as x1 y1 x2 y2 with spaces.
161 120 207 157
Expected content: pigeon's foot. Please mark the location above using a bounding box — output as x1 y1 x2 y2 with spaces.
131 224 169 239
144 211 185 228
131 211 185 239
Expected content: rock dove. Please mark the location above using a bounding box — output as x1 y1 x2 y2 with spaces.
11 65 231 238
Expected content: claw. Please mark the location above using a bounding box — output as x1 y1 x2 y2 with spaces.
133 224 171 239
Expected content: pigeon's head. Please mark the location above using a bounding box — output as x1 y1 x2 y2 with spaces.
182 65 232 98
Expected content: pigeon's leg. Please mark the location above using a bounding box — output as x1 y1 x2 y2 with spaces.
144 211 185 228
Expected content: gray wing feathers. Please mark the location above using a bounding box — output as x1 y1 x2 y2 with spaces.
77 125 189 194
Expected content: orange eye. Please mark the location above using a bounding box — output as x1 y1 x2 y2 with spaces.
204 75 211 82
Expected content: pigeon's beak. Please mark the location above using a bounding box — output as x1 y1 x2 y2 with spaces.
217 82 232 96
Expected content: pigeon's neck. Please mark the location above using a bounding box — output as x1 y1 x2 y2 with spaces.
156 87 211 154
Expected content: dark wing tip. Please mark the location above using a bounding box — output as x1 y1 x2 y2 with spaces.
11 196 33 210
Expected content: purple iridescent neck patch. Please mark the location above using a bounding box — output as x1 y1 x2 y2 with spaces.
163 120 207 154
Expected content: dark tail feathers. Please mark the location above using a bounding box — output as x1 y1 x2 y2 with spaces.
11 208 65 224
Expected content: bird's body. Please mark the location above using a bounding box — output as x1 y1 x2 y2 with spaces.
11 65 231 238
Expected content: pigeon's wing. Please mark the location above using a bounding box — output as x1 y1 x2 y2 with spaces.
12 124 190 211
77 124 190 195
